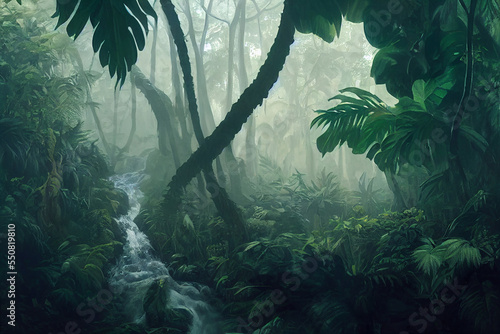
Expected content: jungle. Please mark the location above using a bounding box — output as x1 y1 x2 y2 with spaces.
0 0 499 333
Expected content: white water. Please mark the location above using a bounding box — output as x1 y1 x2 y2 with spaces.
109 171 220 333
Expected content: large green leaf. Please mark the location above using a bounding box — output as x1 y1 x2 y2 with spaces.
52 0 157 86
411 70 456 112
413 242 442 275
371 45 405 82
290 0 344 42
312 88 394 157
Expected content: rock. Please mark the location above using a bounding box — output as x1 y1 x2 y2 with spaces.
143 278 193 330
90 187 129 216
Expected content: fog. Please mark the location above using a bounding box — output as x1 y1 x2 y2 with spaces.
27 0 394 192
3 1 500 333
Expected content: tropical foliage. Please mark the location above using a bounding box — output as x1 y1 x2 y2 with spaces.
0 6 128 333
312 0 500 220
2 0 500 333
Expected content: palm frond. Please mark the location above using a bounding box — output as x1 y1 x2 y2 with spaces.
311 88 395 156
412 240 442 275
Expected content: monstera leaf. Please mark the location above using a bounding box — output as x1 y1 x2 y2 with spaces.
52 0 157 86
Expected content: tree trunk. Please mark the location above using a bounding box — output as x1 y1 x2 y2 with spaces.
77 50 111 157
168 30 190 152
385 170 406 211
217 0 247 195
150 17 158 85
131 67 182 169
86 90 111 156
161 0 249 248
183 0 227 186
184 0 217 134
111 89 120 164
225 1 241 115
120 75 137 153
164 0 294 216
238 0 257 178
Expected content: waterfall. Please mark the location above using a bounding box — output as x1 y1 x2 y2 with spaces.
109 171 220 333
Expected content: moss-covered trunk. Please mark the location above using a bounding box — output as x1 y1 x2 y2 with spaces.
161 0 261 248
131 66 181 168
165 0 294 197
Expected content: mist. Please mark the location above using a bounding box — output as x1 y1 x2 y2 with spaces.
2 0 499 333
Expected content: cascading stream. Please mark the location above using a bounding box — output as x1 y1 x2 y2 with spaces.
108 171 220 333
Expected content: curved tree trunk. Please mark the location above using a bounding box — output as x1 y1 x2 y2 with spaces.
167 30 191 155
120 75 137 153
87 89 111 156
184 0 217 134
111 89 120 165
168 26 204 194
131 66 182 169
183 0 228 188
161 0 250 249
165 0 294 195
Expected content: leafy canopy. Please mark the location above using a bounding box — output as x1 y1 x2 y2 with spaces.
289 0 370 42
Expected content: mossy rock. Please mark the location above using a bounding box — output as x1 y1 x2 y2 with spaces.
143 278 192 331
73 209 124 247
90 187 129 216
133 207 149 232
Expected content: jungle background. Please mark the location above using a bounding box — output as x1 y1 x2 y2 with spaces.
1 0 499 333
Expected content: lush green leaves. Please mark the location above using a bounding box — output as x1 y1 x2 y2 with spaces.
52 0 157 86
413 237 482 277
289 0 343 42
312 87 395 157
289 0 371 42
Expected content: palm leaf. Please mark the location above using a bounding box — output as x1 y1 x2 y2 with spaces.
412 240 442 275
312 88 395 156
435 238 481 269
